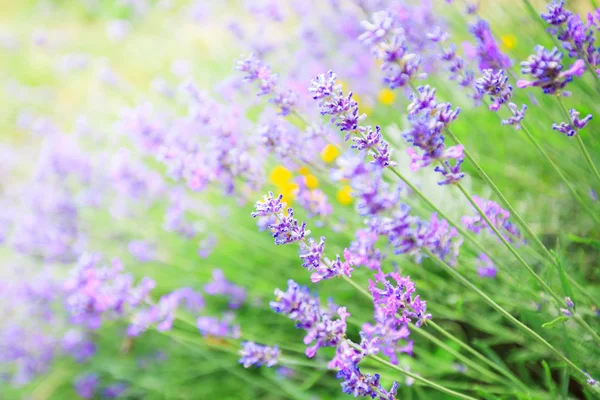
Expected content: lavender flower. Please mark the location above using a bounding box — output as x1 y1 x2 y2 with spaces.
468 19 512 71
462 196 525 246
541 1 572 26
362 307 413 364
197 313 241 338
565 297 575 308
271 280 348 357
518 46 585 95
75 374 99 399
235 54 297 115
360 11 424 89
552 109 592 137
475 69 513 111
369 269 432 327
252 192 309 245
204 269 247 309
502 103 527 130
239 342 280 368
476 253 497 278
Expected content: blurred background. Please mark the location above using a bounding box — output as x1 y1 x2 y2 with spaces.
1 0 600 399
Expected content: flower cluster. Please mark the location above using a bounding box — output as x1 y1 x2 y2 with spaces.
359 10 424 89
204 269 247 309
427 26 476 92
239 342 280 368
462 196 525 246
128 287 204 336
468 19 512 72
552 108 592 137
64 253 155 330
253 192 355 283
369 270 432 328
518 45 585 95
373 205 463 267
403 85 464 184
543 1 599 68
270 280 402 398
234 54 297 115
475 69 527 129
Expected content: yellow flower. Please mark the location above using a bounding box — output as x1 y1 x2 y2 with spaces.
378 88 395 105
304 174 319 189
501 34 517 50
337 185 353 205
321 144 340 163
269 165 292 186
297 166 310 176
279 182 299 205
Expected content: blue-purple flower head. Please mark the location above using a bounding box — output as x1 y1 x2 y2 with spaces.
552 108 593 137
234 54 297 115
541 1 572 26
239 342 280 368
469 19 512 71
518 46 586 95
475 69 513 111
252 192 310 245
270 280 348 358
369 269 431 328
309 71 396 168
359 10 424 89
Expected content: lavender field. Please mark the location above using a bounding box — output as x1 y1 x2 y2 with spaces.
1 0 600 399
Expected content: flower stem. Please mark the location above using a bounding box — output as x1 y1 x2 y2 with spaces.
427 320 528 391
555 96 600 188
342 276 529 393
455 181 561 303
420 247 587 382
446 128 600 312
347 341 478 400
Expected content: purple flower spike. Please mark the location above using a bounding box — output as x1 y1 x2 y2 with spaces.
552 108 592 137
469 19 512 71
476 253 497 278
541 1 572 26
75 374 99 399
476 69 513 111
298 236 326 269
434 159 465 186
502 103 527 130
251 192 284 217
204 269 246 309
519 46 585 95
239 342 280 368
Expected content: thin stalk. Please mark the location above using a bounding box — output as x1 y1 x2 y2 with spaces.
410 324 507 385
519 121 600 224
446 128 600 312
347 341 478 400
455 181 561 303
342 276 530 393
427 320 527 391
555 96 600 188
420 247 588 382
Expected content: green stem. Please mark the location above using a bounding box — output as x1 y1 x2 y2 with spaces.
411 323 507 385
420 247 587 381
342 277 529 392
455 182 561 301
427 320 528 391
447 128 600 314
519 121 600 224
555 96 600 188
347 341 478 400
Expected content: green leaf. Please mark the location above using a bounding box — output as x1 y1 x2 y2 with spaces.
542 316 570 329
551 250 575 308
568 234 600 250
